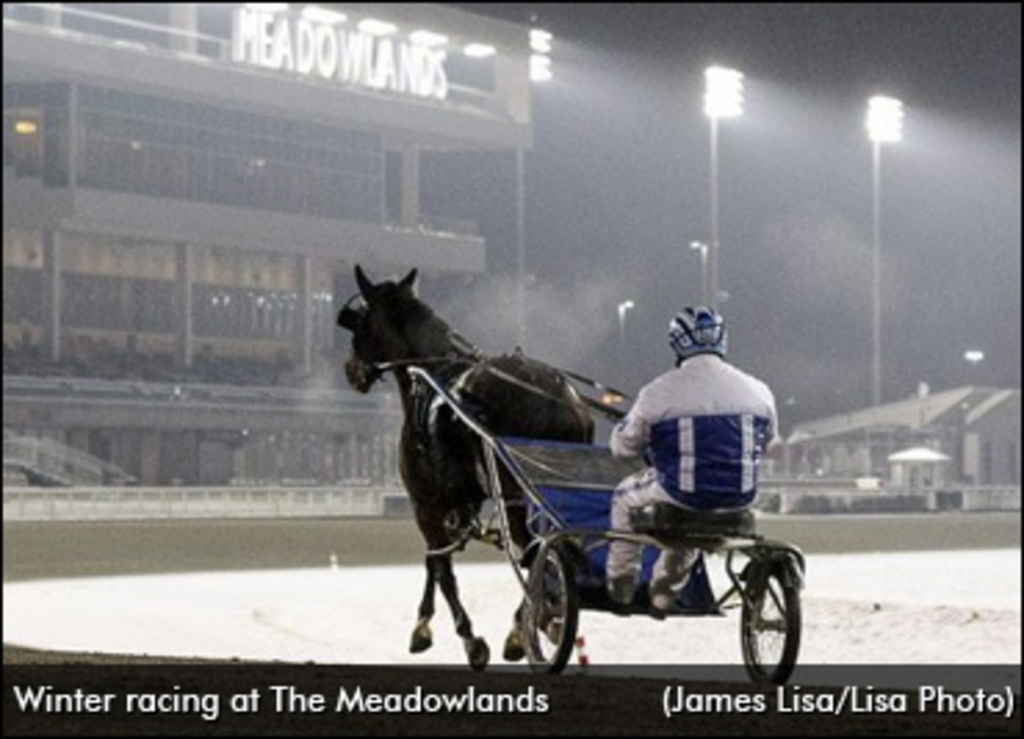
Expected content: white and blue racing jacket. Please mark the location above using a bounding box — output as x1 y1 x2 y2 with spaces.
610 354 777 510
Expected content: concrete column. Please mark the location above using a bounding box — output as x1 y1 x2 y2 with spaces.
168 4 198 54
139 431 161 486
297 255 313 375
232 442 247 485
67 83 79 188
176 243 194 368
400 143 420 228
41 228 62 361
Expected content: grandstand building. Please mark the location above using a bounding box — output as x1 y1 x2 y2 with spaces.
3 3 537 485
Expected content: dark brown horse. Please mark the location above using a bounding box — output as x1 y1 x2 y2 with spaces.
337 265 594 670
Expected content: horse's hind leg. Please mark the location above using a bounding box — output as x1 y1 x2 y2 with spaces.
503 603 526 662
429 553 490 671
410 558 436 654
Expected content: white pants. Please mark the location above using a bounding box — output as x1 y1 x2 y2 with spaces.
607 468 695 599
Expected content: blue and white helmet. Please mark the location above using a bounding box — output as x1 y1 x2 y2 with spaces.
668 306 727 361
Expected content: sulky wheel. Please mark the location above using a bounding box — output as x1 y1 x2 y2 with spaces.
520 541 579 674
740 562 802 684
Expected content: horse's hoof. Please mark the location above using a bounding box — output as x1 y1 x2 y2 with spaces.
410 621 433 654
467 637 490 671
503 630 525 662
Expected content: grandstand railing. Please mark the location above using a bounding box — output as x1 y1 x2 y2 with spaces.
2 485 407 521
4 3 230 61
3 374 392 411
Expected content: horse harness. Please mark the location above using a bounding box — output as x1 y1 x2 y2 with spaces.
338 290 623 420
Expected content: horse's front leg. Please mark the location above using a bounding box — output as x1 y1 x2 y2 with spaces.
410 557 436 654
429 552 490 671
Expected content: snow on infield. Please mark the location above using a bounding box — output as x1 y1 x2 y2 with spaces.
4 549 1019 667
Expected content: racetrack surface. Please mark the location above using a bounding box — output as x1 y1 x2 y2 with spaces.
6 512 1020 582
4 513 1021 736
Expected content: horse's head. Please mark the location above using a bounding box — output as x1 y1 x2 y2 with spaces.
336 265 451 393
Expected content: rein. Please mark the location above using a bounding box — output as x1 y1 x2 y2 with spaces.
372 354 627 422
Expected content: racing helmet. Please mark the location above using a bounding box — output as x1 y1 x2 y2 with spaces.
668 306 727 361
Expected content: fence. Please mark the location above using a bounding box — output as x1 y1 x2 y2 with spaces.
5 482 1018 522
760 484 1021 515
2 485 406 522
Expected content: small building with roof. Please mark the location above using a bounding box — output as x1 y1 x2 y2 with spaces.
784 386 1020 488
887 446 950 490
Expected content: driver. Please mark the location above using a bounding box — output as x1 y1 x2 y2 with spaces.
606 306 777 615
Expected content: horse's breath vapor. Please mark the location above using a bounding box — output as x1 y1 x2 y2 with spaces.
438 274 626 371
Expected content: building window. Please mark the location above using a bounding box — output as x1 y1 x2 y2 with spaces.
2 267 43 323
75 86 384 222
4 109 43 177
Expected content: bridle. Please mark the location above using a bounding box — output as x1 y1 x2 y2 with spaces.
336 293 366 332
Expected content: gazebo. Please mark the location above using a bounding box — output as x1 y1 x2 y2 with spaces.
887 447 951 489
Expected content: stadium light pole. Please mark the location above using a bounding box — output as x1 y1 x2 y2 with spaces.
689 240 709 305
515 29 553 349
703 66 744 310
867 95 904 407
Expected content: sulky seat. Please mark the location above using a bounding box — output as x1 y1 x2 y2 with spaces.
629 503 756 539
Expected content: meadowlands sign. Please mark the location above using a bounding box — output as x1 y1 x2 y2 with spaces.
231 8 449 101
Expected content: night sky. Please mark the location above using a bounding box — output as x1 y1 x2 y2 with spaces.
432 3 1021 432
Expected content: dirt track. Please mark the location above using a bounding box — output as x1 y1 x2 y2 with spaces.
6 513 1019 583
4 514 1021 736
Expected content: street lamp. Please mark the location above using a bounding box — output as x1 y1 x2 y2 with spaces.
703 65 744 310
617 300 635 379
617 300 635 348
689 240 709 305
866 95 905 407
964 349 984 386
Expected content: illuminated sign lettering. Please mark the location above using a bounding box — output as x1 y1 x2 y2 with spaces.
231 8 448 100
